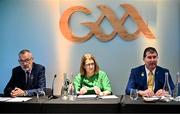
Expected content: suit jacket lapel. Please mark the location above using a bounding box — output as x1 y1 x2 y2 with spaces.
142 65 148 89
19 67 27 89
139 65 147 89
154 66 160 91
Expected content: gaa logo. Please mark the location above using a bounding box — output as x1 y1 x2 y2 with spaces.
60 4 155 43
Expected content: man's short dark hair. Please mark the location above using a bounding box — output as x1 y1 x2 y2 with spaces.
18 49 31 56
143 47 158 58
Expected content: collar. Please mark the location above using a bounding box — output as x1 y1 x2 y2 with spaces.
145 65 156 75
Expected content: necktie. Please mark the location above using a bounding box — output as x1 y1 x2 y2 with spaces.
26 71 30 87
148 71 154 91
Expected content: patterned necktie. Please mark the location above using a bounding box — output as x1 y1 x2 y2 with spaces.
148 71 154 91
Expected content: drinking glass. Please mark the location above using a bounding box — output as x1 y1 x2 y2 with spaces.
130 89 138 100
36 89 46 102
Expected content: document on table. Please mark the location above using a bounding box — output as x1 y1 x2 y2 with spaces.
143 96 160 102
99 95 119 99
77 95 97 99
0 97 12 102
77 95 119 99
0 97 32 102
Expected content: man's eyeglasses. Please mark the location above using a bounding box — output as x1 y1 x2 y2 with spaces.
18 58 32 64
85 63 95 67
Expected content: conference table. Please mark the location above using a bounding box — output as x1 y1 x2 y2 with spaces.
1 95 180 113
121 95 180 113
42 96 121 113
0 95 121 113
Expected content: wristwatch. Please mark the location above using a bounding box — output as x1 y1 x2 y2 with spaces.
23 90 28 96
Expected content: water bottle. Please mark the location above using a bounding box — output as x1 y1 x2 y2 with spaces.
67 73 76 100
173 72 180 101
61 73 69 100
163 72 172 97
68 83 76 101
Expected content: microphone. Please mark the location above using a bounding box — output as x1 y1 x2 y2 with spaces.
48 74 58 99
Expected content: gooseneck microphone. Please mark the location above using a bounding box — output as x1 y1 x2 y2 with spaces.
48 74 58 99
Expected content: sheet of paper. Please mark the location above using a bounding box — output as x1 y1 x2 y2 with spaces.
143 96 160 102
0 97 12 102
77 95 97 99
6 97 32 102
99 95 119 99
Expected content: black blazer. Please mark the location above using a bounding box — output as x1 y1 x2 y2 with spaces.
4 63 46 96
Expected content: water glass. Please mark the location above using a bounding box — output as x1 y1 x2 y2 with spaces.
36 89 46 102
130 89 138 100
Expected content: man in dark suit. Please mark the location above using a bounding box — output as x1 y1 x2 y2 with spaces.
125 47 174 97
4 49 46 97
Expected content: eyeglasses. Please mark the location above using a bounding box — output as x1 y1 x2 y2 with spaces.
18 57 32 64
85 63 95 67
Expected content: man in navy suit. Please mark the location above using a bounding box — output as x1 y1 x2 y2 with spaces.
4 49 46 97
125 47 174 97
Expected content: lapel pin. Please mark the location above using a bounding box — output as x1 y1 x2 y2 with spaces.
141 72 144 77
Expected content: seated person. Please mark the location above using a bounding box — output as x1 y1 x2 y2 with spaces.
125 47 174 97
73 53 112 95
4 49 46 97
